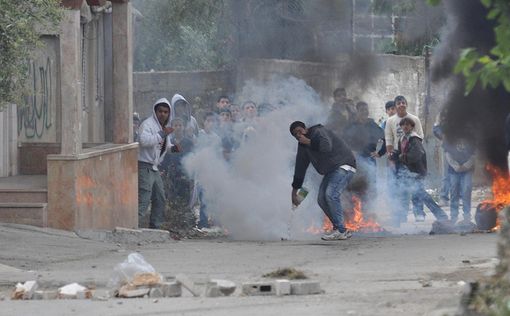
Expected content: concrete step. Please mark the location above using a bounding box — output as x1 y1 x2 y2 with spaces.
0 203 47 227
0 189 48 203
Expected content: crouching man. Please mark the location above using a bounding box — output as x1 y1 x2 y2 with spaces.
290 121 357 241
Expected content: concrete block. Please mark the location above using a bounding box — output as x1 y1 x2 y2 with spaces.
290 281 321 295
76 290 92 299
33 290 58 300
275 279 291 296
242 282 275 296
149 287 163 298
91 289 110 301
204 282 221 297
159 281 181 297
210 279 236 296
176 274 200 297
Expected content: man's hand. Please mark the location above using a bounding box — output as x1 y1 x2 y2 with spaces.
370 151 380 158
291 188 301 206
163 127 174 135
171 144 181 153
296 134 311 145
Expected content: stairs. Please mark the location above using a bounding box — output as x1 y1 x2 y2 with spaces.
0 176 48 227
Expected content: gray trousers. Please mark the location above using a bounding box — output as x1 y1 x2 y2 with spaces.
138 162 166 229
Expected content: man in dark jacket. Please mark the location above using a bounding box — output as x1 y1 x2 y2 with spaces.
396 118 448 222
290 121 357 241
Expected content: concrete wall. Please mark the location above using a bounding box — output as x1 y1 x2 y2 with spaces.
0 104 18 177
47 143 138 230
133 70 234 120
17 36 61 143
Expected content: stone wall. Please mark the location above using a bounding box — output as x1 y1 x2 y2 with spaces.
133 70 234 121
47 143 138 230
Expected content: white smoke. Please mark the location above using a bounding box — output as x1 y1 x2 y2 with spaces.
183 76 328 240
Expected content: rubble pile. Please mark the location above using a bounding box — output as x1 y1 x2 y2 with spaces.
8 254 323 301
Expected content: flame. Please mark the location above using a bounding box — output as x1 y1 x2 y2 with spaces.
482 164 510 230
306 195 383 234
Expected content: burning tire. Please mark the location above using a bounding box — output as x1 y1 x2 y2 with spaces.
475 202 502 231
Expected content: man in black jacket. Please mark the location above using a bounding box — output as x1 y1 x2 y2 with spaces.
290 121 357 240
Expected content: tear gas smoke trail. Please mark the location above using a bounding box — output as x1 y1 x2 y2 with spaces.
183 76 329 240
431 0 510 170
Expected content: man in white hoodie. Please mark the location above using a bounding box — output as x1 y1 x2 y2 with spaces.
138 98 176 229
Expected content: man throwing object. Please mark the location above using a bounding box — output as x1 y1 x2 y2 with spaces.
290 121 357 241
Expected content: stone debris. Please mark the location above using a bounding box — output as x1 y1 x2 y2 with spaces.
204 281 221 297
118 285 150 298
242 281 276 296
275 279 291 296
11 280 38 300
290 280 322 295
210 279 236 296
75 227 171 244
131 272 162 287
58 283 91 299
176 274 200 297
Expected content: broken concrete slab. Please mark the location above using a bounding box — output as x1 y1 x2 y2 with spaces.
242 281 276 296
290 280 321 295
157 281 182 297
149 287 164 298
204 281 221 297
11 280 38 300
176 274 200 297
58 283 89 299
210 279 236 296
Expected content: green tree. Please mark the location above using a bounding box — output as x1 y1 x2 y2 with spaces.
0 0 62 108
453 0 510 94
133 0 233 71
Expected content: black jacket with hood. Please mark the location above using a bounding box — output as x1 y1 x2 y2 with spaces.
397 132 427 177
292 124 356 189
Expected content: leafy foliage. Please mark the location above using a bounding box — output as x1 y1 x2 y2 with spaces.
453 0 510 94
0 0 62 108
133 0 234 71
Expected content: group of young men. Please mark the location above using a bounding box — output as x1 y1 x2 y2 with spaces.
135 94 273 231
290 89 476 240
134 87 475 240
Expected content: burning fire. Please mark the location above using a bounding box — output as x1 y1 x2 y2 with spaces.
481 164 510 230
306 195 383 234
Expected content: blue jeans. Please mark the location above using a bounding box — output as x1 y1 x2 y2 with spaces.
317 168 354 233
449 169 473 221
409 177 448 220
138 163 166 229
395 164 425 222
440 149 450 201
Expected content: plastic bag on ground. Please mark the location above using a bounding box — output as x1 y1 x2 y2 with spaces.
108 252 158 289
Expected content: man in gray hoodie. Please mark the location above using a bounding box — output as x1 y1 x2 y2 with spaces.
290 121 357 240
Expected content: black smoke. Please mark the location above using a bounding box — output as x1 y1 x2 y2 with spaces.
432 0 510 170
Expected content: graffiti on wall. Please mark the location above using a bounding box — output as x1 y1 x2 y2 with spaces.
18 58 53 139
17 36 58 143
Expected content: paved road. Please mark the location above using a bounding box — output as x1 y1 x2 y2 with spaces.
0 224 498 316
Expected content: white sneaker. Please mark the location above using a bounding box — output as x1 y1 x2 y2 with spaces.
321 229 352 241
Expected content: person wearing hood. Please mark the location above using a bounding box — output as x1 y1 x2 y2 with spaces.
394 118 448 223
171 94 199 139
290 121 357 241
138 98 177 229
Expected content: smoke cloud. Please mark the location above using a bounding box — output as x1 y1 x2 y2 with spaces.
183 76 330 240
431 0 509 170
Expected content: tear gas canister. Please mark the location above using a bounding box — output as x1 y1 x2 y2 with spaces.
296 187 309 204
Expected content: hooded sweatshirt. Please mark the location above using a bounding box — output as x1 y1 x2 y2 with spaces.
171 94 199 138
138 98 174 170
